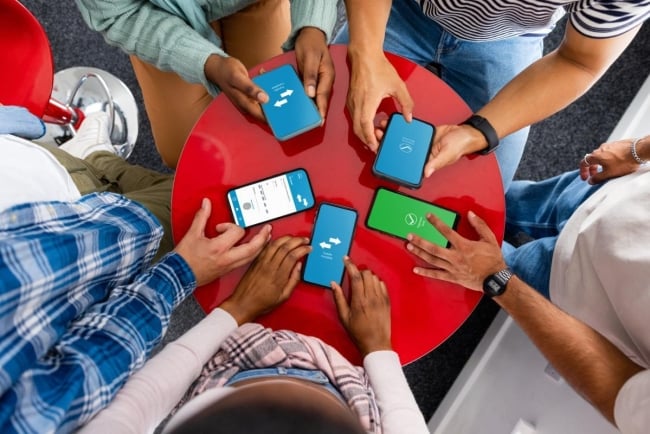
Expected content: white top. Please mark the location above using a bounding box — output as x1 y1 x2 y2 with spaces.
79 308 429 434
416 0 648 41
550 166 650 433
0 135 80 212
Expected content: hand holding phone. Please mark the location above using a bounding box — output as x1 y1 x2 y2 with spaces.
373 113 434 188
302 203 358 288
366 188 459 248
227 168 314 228
252 64 323 141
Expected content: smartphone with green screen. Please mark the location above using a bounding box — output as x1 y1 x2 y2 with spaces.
366 188 459 247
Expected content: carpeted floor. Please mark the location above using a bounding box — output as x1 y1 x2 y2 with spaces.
20 0 650 423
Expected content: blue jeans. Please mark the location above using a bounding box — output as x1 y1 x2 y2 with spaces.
334 0 545 190
503 171 603 297
224 367 347 404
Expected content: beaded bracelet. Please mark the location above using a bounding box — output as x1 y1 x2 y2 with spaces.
631 138 647 165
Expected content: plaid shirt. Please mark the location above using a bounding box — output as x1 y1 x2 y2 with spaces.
0 193 195 433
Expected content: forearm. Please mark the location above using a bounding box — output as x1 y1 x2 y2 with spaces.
476 23 640 150
364 351 429 434
495 276 644 424
78 308 237 433
344 0 392 57
0 253 196 432
75 0 224 89
284 0 338 49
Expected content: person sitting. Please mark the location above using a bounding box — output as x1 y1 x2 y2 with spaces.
0 106 272 432
79 245 429 433
406 134 650 433
75 0 338 167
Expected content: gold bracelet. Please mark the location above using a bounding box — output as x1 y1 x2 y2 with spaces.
631 138 647 165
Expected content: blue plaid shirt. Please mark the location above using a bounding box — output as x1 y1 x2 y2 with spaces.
0 193 196 433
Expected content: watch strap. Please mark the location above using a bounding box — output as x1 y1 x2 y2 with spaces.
482 267 514 297
462 114 499 155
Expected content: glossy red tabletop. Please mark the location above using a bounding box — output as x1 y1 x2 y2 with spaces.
0 0 54 116
172 45 504 365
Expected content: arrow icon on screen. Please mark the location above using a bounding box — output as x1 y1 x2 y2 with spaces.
274 99 288 108
280 89 294 98
329 237 341 245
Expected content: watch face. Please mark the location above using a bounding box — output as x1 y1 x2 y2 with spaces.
483 269 513 297
484 277 504 295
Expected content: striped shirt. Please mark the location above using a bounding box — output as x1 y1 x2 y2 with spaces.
414 0 650 41
0 193 195 433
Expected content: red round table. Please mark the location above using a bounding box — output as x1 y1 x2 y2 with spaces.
172 45 504 365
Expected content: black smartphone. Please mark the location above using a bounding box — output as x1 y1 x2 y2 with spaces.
227 168 314 228
302 203 358 288
372 113 435 189
366 188 459 248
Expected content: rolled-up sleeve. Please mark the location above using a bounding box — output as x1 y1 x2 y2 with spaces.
614 369 650 434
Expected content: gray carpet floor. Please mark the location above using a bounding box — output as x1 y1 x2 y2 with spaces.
21 0 650 423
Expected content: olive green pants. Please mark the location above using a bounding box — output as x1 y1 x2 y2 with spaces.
43 144 174 261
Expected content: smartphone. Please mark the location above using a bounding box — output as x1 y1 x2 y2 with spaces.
372 113 435 189
227 168 314 228
252 64 323 141
302 203 358 288
366 188 459 248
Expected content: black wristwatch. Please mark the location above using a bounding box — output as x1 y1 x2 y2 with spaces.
482 268 514 298
462 114 499 155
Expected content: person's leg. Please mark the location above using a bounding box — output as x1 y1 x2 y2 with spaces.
504 236 556 298
437 34 544 189
130 56 213 168
505 170 602 239
503 170 604 297
84 151 174 259
218 0 290 69
333 0 441 66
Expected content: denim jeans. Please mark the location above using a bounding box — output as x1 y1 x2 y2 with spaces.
224 367 347 404
334 0 545 190
503 170 603 297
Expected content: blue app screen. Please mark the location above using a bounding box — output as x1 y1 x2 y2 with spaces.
253 64 323 141
228 169 314 227
373 114 434 187
303 203 357 288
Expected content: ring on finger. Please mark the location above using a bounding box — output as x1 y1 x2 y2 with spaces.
583 153 592 165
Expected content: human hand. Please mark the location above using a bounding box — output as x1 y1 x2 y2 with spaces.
204 54 267 122
220 235 311 325
331 257 392 357
579 138 642 184
406 211 506 292
346 53 413 150
423 124 488 177
174 198 272 287
295 27 335 120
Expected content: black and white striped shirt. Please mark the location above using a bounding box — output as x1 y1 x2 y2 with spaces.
414 0 650 41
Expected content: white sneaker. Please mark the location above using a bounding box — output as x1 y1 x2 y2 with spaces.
60 112 117 159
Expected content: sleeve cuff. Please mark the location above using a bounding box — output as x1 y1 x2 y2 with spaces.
614 369 650 434
283 0 338 50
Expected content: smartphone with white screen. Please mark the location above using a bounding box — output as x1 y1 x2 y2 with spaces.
302 203 358 288
227 168 314 228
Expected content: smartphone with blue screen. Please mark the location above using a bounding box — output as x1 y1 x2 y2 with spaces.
227 168 314 228
252 64 323 141
302 203 358 288
372 113 434 189
366 188 459 248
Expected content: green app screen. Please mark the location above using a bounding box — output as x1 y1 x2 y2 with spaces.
366 188 459 247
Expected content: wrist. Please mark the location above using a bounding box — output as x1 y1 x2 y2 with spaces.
461 114 499 154
296 26 327 43
359 341 393 358
219 299 253 326
631 136 650 164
